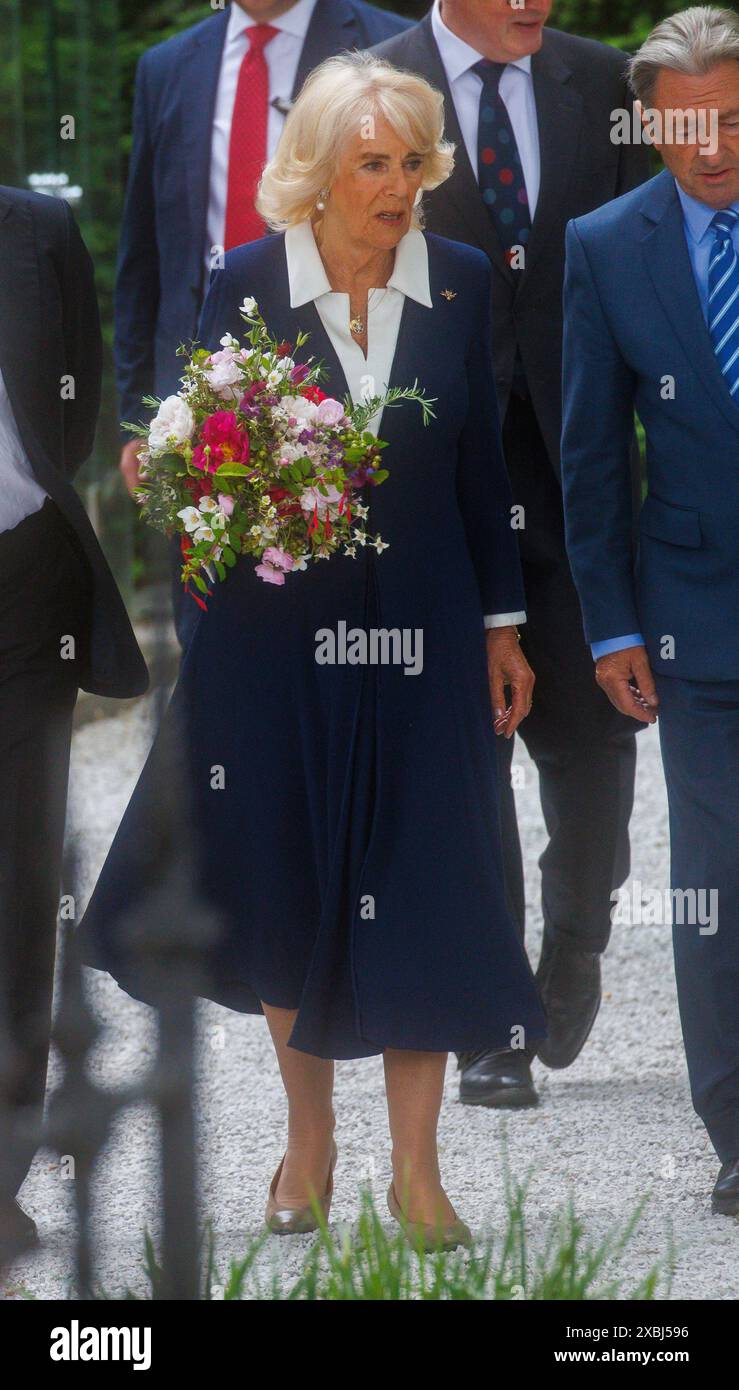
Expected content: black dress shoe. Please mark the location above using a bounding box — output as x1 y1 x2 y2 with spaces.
711 1158 739 1216
458 1047 538 1108
0 1197 38 1262
535 939 602 1070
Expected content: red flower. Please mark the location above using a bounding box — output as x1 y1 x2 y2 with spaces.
192 410 250 474
301 384 328 405
192 443 223 474
185 473 213 497
275 340 293 358
201 410 250 459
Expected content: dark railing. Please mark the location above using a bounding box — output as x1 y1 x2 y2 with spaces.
0 551 220 1299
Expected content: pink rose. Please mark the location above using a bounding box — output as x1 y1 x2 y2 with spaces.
255 561 287 585
262 546 294 572
315 397 345 427
217 492 235 516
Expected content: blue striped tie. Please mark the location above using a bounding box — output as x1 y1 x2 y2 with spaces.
708 208 739 401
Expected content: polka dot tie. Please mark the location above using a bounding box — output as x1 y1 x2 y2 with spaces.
473 59 532 257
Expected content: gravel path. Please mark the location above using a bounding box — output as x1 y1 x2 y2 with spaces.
2 692 737 1300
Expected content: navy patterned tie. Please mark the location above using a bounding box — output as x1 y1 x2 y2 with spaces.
473 59 532 256
708 208 739 403
473 59 531 398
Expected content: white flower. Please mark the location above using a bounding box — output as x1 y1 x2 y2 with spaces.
203 348 242 399
352 529 368 546
211 511 228 531
353 502 369 520
177 505 202 533
281 394 318 424
374 536 389 554
293 554 309 571
266 370 284 390
273 440 307 466
220 333 239 349
149 395 194 452
198 496 219 513
193 525 216 544
271 355 295 379
240 296 258 317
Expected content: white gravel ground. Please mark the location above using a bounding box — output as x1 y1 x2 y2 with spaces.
2 692 737 1300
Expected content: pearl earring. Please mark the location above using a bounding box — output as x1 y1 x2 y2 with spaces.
316 188 328 211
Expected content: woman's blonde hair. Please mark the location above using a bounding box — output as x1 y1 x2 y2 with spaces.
255 51 456 231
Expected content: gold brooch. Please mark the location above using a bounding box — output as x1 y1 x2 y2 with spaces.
441 288 457 300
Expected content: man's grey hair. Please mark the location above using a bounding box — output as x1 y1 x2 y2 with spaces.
629 5 739 106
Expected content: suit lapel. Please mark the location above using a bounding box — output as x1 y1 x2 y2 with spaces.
179 7 231 281
640 172 739 435
521 36 583 285
292 0 359 98
411 15 512 287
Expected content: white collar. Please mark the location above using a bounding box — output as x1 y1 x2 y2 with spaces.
285 219 433 308
431 0 533 85
226 0 318 45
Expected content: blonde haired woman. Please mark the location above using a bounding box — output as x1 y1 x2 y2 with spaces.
81 53 545 1251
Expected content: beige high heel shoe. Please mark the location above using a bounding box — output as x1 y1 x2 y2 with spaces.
387 1182 473 1254
265 1141 338 1235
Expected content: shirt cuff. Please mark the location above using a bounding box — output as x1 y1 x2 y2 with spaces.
591 633 645 660
484 612 527 629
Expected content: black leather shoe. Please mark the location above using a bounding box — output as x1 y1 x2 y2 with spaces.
457 1047 538 1108
0 1197 38 1263
535 939 602 1070
711 1158 739 1216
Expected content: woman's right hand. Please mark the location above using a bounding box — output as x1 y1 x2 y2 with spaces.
485 626 535 739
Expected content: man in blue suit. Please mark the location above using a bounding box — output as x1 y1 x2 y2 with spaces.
115 0 410 642
561 5 739 1215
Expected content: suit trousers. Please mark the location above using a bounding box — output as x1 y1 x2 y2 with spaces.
496 393 638 954
654 673 739 1163
0 497 91 1198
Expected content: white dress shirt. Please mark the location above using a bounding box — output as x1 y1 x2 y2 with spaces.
431 0 541 218
284 218 525 629
206 0 319 272
0 367 48 536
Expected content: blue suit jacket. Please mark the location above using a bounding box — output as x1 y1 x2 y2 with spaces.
114 0 410 435
561 169 739 683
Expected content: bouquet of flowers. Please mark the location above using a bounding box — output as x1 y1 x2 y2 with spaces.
125 297 435 610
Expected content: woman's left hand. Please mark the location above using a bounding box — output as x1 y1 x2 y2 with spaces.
485 626 535 739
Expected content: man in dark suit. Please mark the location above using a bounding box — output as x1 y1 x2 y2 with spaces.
0 187 148 1253
373 1 651 1107
115 0 411 645
561 5 739 1215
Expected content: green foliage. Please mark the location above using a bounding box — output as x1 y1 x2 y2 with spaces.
108 1175 673 1301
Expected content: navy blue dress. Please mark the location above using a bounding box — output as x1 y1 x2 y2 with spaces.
79 231 547 1059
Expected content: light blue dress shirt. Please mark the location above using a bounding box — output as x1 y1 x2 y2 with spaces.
590 181 739 661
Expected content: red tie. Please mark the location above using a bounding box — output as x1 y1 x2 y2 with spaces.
224 24 279 250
